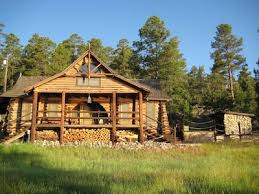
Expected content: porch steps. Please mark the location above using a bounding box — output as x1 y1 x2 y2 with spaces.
144 127 173 143
0 129 28 145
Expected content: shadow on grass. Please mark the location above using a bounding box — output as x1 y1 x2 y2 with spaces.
0 147 155 194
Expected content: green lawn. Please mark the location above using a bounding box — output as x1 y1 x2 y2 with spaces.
0 143 259 194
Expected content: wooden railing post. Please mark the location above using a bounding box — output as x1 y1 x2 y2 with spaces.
112 92 117 145
139 92 144 144
60 92 65 144
31 91 38 143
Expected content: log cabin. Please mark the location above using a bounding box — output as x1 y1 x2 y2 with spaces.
0 49 173 144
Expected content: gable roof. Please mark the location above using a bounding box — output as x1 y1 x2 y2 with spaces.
24 50 150 93
0 76 169 101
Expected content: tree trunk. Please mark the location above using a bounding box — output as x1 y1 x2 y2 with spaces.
228 64 235 101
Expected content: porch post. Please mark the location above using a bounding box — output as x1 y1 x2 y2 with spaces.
112 92 117 145
60 92 66 144
31 91 38 143
139 92 144 144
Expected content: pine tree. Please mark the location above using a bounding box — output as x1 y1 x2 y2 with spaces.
62 34 85 62
111 39 135 77
188 65 207 107
133 16 170 79
211 24 245 101
204 72 231 111
0 23 5 47
48 43 72 75
0 33 22 87
236 64 257 113
159 37 190 115
255 60 259 118
87 38 112 65
23 34 56 76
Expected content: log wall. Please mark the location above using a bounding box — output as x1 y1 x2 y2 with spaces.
35 77 138 93
6 98 19 135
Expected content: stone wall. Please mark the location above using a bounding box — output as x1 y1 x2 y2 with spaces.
224 114 252 135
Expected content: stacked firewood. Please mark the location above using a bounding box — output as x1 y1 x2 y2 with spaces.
63 128 110 142
36 130 58 141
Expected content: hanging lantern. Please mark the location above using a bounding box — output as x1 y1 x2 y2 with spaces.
87 94 92 103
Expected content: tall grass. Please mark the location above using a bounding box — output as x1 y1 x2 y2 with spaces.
0 143 259 194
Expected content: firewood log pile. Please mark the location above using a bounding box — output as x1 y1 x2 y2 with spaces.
63 128 110 142
36 130 58 141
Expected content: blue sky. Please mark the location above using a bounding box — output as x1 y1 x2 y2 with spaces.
1 0 259 73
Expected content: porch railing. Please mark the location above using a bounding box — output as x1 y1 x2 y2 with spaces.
36 110 140 126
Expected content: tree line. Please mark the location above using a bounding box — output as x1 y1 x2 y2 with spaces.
0 16 258 118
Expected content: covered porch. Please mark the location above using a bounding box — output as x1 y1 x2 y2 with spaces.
30 91 144 144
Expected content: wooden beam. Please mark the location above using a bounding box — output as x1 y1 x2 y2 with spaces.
60 92 65 144
31 91 38 143
35 90 138 94
88 51 91 79
91 63 101 73
139 92 144 144
112 92 117 145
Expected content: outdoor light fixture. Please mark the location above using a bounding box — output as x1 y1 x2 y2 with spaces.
87 94 92 103
3 59 7 65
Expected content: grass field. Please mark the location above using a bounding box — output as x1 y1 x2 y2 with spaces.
0 143 259 194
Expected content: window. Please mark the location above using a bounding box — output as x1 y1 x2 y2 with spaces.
80 63 103 74
80 63 87 74
119 102 131 125
48 103 59 117
77 77 101 87
120 103 130 117
146 102 156 124
21 102 32 121
90 63 102 73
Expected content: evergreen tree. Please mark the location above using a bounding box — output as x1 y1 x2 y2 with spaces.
159 37 190 115
0 23 5 90
204 72 231 111
62 34 85 62
111 39 134 77
0 33 22 87
255 59 259 83
236 64 257 113
254 60 259 118
188 65 207 107
87 38 112 65
211 24 245 101
133 16 170 79
0 23 5 47
23 34 56 76
48 43 72 75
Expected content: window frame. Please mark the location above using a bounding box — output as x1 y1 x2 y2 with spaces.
76 77 101 87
